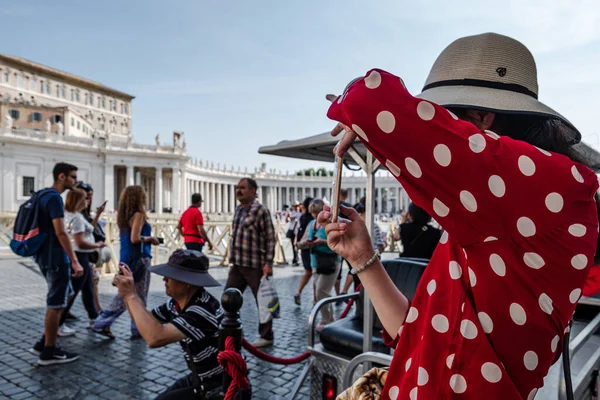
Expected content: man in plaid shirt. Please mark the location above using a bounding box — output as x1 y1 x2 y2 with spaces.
226 178 276 347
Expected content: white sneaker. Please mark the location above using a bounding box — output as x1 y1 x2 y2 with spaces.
87 319 96 329
58 324 76 337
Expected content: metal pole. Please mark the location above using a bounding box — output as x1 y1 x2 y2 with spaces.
362 152 376 371
219 288 248 398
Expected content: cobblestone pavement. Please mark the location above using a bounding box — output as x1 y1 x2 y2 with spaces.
0 251 350 400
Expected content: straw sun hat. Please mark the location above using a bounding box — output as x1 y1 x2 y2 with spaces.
417 32 581 144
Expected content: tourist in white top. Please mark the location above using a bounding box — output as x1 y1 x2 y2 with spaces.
60 188 105 335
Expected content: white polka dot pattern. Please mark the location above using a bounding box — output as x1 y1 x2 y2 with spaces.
545 193 564 213
488 175 506 197
433 198 449 217
481 362 502 383
460 190 477 212
364 70 382 89
523 252 545 269
427 279 436 295
388 385 399 400
551 335 559 353
433 144 451 167
418 367 429 386
524 351 538 371
517 217 536 237
568 224 586 237
432 314 449 333
446 354 455 369
450 374 467 393
377 111 396 133
518 156 536 176
528 389 538 400
460 319 478 339
405 358 412 371
469 134 486 153
449 261 462 279
351 124 369 142
489 254 506 277
417 101 435 121
572 165 584 183
439 231 449 244
468 267 476 287
478 312 494 334
484 129 500 139
510 303 527 325
569 288 582 304
538 293 553 314
406 307 419 323
409 387 417 400
405 158 422 178
385 159 401 177
571 254 588 270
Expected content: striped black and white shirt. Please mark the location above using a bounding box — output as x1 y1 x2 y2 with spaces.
152 288 224 380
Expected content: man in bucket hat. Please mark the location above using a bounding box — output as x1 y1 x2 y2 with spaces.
113 249 223 400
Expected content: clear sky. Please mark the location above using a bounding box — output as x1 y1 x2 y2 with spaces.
1 0 600 172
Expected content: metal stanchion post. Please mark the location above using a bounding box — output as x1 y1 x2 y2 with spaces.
219 288 250 399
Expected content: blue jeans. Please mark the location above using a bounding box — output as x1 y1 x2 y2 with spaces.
93 257 151 335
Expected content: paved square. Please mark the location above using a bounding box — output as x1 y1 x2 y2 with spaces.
0 252 348 399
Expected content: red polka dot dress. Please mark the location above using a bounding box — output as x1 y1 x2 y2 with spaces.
327 69 600 399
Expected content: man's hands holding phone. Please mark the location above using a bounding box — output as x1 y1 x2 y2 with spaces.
113 263 136 299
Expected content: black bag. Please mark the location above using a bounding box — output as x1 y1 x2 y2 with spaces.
308 221 338 275
312 248 338 275
88 250 99 264
93 223 106 243
285 229 295 239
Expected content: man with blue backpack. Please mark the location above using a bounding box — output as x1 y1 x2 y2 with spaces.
13 162 83 365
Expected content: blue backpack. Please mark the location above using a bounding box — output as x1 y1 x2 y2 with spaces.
10 188 54 257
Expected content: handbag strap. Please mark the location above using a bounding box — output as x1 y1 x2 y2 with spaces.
183 341 206 398
407 225 428 249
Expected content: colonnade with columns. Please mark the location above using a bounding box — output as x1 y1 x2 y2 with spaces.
105 162 411 216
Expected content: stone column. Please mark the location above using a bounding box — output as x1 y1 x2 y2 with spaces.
223 184 231 214
104 163 114 212
135 170 141 186
377 188 382 214
126 165 134 187
231 184 237 212
216 183 222 213
172 167 180 214
155 167 163 214
209 182 215 213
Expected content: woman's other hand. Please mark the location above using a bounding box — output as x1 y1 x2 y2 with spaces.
317 204 374 266
326 94 358 158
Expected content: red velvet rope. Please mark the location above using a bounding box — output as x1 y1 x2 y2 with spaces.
241 338 311 365
217 336 250 400
339 284 362 319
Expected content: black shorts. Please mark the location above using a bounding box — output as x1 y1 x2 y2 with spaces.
185 242 204 252
38 263 73 309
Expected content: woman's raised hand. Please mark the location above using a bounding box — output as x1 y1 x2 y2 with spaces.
317 204 375 267
326 94 358 158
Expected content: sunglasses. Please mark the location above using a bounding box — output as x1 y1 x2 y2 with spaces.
76 182 92 191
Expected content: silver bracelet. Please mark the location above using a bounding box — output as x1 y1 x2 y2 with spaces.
351 250 380 274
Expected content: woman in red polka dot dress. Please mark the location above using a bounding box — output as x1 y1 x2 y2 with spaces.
319 33 600 399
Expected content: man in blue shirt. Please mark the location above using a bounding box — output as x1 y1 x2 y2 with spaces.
29 162 83 365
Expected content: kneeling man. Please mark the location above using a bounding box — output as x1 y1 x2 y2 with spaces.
114 249 223 399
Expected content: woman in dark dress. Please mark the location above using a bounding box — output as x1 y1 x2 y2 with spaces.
393 202 441 259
